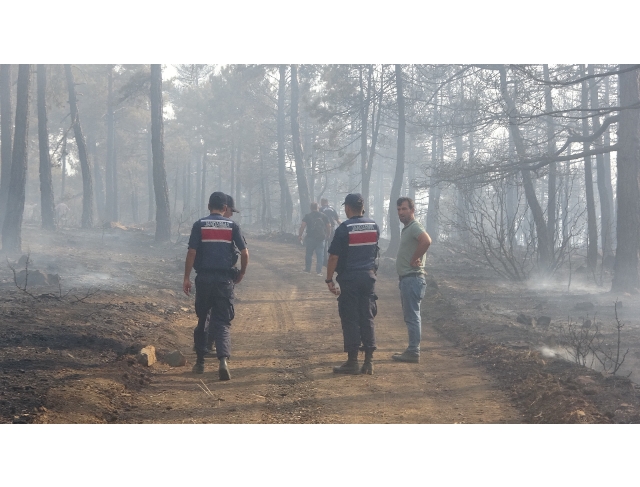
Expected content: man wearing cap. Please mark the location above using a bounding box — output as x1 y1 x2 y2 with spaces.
183 192 249 379
326 193 380 375
392 196 431 364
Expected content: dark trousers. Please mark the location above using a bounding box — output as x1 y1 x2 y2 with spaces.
194 274 235 360
305 237 325 273
336 272 377 353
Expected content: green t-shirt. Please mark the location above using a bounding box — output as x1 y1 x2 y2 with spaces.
396 219 427 277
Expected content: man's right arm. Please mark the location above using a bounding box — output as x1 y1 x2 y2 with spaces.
183 248 197 295
235 248 249 284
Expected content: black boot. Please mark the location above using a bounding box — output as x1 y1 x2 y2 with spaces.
333 351 360 375
219 357 231 381
192 355 205 374
361 349 374 375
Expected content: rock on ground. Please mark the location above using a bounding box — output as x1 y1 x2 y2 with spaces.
164 350 186 367
137 346 157 366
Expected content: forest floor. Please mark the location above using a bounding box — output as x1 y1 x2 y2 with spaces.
1 222 640 424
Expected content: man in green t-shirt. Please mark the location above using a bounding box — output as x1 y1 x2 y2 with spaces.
392 196 432 363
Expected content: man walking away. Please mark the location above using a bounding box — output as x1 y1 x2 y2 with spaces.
320 198 341 266
299 202 330 276
183 192 249 380
326 193 380 375
392 196 431 364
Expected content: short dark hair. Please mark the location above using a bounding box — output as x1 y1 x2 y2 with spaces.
208 191 228 210
310 202 319 211
320 198 328 205
396 197 415 211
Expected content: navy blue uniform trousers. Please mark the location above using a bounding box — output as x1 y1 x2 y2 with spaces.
194 274 234 359
336 271 377 353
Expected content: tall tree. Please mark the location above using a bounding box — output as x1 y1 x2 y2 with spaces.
290 64 310 218
385 64 406 256
588 64 614 261
36 65 56 231
0 65 13 229
64 64 94 228
105 65 118 222
150 64 171 242
543 64 557 250
612 65 640 293
1 65 31 252
277 65 293 230
581 67 598 272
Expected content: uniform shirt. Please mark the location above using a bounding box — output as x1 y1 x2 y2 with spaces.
188 213 247 274
328 216 379 276
320 205 340 229
396 219 427 277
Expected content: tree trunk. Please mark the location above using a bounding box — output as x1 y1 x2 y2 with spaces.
588 64 614 260
581 68 598 272
498 66 551 270
150 64 171 242
603 76 616 249
290 64 310 219
201 147 207 211
385 64 406 257
37 65 56 231
147 128 155 221
543 65 557 251
1 65 31 252
90 135 105 222
277 65 293 230
64 64 94 228
612 65 640 293
359 66 371 212
0 64 13 230
106 65 117 222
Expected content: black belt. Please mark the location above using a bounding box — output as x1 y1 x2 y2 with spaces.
399 272 425 280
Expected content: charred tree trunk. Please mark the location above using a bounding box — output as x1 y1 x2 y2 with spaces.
64 64 94 228
385 64 406 257
612 65 640 293
150 64 171 242
277 65 293 230
147 128 155 221
543 65 557 251
201 148 207 213
588 64 614 261
90 135 105 222
37 65 56 231
359 66 371 212
603 76 616 249
290 64 310 219
498 66 551 271
0 64 13 230
581 68 598 273
1 65 31 252
106 65 118 222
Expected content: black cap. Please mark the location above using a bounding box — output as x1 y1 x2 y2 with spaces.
342 193 364 208
226 194 240 213
208 191 228 208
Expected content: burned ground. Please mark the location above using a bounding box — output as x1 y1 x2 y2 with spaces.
1 224 639 424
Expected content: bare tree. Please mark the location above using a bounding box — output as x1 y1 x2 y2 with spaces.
150 64 171 242
612 65 640 292
64 64 94 228
0 64 13 229
290 64 310 218
277 65 293 230
36 65 56 231
385 64 406 256
1 65 31 252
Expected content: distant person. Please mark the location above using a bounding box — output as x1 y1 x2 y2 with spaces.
298 202 331 276
183 192 248 380
326 193 380 375
320 198 341 266
392 197 431 364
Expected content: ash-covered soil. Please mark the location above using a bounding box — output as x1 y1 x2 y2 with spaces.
1 223 639 424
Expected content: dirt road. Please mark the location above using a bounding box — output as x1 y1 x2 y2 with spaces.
8 225 638 424
114 237 521 424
